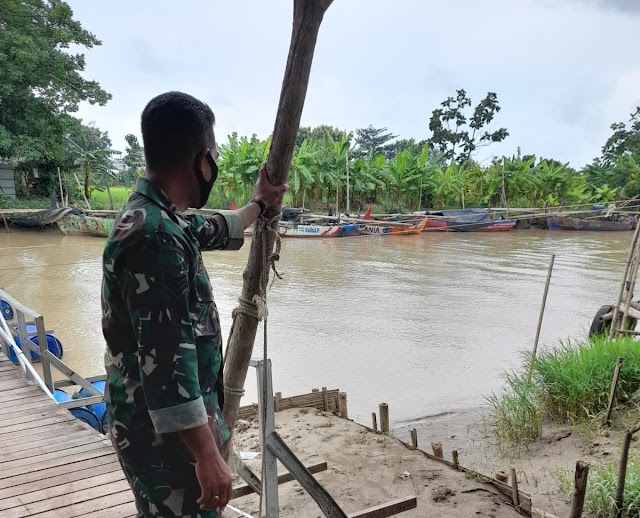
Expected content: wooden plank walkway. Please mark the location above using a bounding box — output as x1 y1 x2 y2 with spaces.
0 353 137 517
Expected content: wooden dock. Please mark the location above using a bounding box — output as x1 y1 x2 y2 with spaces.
0 353 137 518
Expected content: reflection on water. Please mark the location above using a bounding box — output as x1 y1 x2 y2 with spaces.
0 229 632 424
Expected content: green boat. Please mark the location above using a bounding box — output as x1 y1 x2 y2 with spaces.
57 213 114 237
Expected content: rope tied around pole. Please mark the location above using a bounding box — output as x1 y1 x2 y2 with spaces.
222 212 283 390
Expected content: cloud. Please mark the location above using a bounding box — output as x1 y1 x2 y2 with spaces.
572 0 640 12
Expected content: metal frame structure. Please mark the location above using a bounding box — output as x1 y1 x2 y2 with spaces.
0 289 102 409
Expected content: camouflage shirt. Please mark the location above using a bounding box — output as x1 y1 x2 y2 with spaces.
101 177 243 466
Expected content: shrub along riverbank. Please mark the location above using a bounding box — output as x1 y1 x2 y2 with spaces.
487 335 640 517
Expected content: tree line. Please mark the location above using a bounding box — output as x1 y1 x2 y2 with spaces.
1 1 638 213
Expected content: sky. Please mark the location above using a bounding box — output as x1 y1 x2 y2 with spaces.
65 0 640 168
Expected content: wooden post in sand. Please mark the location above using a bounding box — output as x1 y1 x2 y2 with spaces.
274 392 282 412
569 461 589 518
452 450 459 470
322 386 329 411
410 428 418 449
615 423 640 517
222 0 334 462
379 403 389 433
431 442 443 459
371 412 378 432
510 467 520 508
603 357 623 427
338 392 348 419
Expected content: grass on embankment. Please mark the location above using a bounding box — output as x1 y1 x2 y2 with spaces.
487 336 640 517
487 336 640 450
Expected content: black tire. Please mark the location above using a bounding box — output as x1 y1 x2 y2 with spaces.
590 305 615 337
589 304 638 337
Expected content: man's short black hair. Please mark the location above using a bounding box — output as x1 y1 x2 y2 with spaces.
141 91 215 171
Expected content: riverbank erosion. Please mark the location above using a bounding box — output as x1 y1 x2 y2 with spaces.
406 335 640 518
232 408 523 517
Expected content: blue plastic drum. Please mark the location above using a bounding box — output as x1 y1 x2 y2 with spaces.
74 380 106 433
53 389 101 432
10 324 63 364
0 300 13 320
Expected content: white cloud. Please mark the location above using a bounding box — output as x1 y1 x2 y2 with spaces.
66 0 640 168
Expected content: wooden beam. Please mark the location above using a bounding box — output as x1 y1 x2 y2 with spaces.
232 461 328 499
266 432 347 518
347 497 418 518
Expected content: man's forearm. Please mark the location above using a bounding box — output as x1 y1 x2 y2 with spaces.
237 202 262 230
179 423 221 462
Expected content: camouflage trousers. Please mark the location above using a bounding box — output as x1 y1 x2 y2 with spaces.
118 457 217 518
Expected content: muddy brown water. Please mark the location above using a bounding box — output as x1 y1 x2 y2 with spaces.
0 229 633 426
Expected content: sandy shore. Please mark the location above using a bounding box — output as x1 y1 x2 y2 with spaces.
231 408 523 517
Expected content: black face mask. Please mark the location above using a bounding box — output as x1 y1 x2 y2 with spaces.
194 150 218 209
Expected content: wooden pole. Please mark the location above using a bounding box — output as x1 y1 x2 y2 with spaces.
371 412 378 432
274 392 282 412
410 428 418 449
620 251 640 333
222 0 334 462
73 172 91 210
569 461 589 518
452 450 459 470
379 402 389 433
57 167 65 207
615 423 640 517
431 442 443 459
603 357 624 427
322 386 329 412
610 223 640 339
337 392 348 419
510 466 520 508
532 253 555 361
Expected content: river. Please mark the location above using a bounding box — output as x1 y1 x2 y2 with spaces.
0 229 632 426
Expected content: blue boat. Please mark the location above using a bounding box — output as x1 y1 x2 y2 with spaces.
1 299 13 320
9 324 63 364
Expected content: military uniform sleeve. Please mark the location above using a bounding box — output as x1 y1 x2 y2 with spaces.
186 211 244 251
116 235 208 434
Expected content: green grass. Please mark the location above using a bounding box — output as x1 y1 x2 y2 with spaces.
556 454 640 517
485 369 542 453
0 194 50 210
90 187 132 210
486 336 640 452
535 336 640 422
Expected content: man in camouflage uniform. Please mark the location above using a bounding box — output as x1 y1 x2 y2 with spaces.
102 92 286 517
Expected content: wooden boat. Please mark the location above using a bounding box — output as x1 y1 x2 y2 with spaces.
359 216 429 236
547 215 634 231
279 222 360 238
425 209 516 232
57 214 114 237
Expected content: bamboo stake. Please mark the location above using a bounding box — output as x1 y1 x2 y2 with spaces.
532 254 555 362
222 0 334 462
569 461 589 518
431 442 443 459
615 422 640 517
57 167 65 207
337 392 348 419
510 466 520 508
620 250 640 334
379 403 389 433
603 357 623 427
410 428 418 449
73 172 91 210
610 223 640 339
